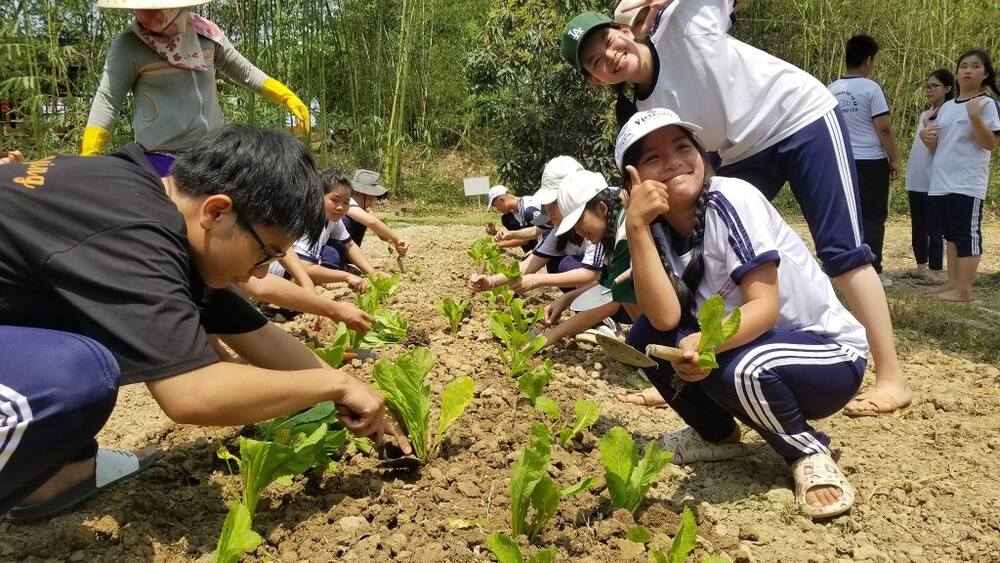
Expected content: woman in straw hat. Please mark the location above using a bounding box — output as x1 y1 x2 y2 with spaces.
81 0 310 177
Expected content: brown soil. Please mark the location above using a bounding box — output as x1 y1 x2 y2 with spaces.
4 221 999 563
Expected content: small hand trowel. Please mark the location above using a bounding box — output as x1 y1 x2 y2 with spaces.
570 269 632 312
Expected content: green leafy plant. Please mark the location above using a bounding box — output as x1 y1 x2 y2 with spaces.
469 236 502 268
368 273 400 304
647 506 731 563
557 400 599 447
437 297 471 334
516 360 558 419
491 299 546 377
307 326 351 368
599 427 672 514
373 347 474 461
695 296 741 370
509 423 595 540
486 532 556 563
347 283 410 350
214 502 262 563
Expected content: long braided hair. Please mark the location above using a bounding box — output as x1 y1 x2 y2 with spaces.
578 187 625 258
621 128 715 324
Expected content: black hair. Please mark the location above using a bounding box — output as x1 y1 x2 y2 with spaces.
320 168 353 195
555 230 584 252
172 125 325 246
927 68 956 105
956 49 999 97
615 84 639 130
620 128 715 324
845 33 879 69
577 188 624 256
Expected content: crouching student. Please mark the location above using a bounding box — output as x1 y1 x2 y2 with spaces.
0 126 409 521
340 169 409 258
268 169 378 293
618 109 866 519
470 156 602 293
487 185 551 252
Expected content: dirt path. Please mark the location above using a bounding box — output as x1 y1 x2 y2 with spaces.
4 221 999 563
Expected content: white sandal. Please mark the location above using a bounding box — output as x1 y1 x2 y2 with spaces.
659 427 756 464
792 452 855 519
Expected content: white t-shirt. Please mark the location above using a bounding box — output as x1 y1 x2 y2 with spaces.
905 109 934 193
518 195 551 227
928 96 1000 199
267 218 351 277
533 230 605 270
657 177 868 356
635 0 838 165
827 76 890 160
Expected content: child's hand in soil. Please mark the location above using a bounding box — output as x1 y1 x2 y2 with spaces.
510 274 540 294
347 274 369 293
672 332 711 382
329 302 374 332
544 296 569 325
469 273 499 293
393 239 409 257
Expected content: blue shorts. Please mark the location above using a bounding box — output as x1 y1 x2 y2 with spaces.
341 216 367 246
930 193 984 257
717 107 874 277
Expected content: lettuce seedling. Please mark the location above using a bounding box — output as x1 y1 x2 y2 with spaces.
557 400 599 447
307 324 350 368
599 427 672 513
486 532 556 563
695 295 741 370
213 502 261 563
491 299 546 377
373 347 474 461
368 273 400 304
516 360 559 419
469 237 502 267
647 506 730 563
437 297 471 335
510 423 595 540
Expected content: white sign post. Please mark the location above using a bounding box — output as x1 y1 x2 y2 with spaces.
463 176 491 209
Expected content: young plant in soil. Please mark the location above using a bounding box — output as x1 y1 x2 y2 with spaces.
486 532 556 563
373 347 475 462
509 423 595 540
469 236 502 269
635 506 730 563
437 297 471 335
348 279 409 349
306 325 351 368
491 298 546 377
556 399 599 447
516 359 558 419
599 427 672 514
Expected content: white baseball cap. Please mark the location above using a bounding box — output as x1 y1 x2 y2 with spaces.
534 156 584 205
613 0 643 26
555 170 609 236
487 185 509 208
614 108 702 170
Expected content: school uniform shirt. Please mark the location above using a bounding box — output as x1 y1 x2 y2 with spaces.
501 195 551 231
636 0 837 165
268 218 351 277
656 177 868 356
905 109 935 193
0 145 266 384
827 76 890 160
532 230 605 271
598 207 638 303
928 96 1000 200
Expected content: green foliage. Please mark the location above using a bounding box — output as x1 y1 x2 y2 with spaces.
254 402 349 457
470 237 503 267
627 525 653 545
349 278 409 349
647 506 730 563
517 359 560 418
213 502 262 563
695 296 741 370
368 273 400 303
486 532 557 563
373 347 474 461
599 427 672 514
509 423 594 540
490 299 546 377
557 400 599 447
307 325 351 368
437 297 472 334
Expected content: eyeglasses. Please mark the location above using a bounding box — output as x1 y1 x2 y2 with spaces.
925 83 944 91
235 211 285 269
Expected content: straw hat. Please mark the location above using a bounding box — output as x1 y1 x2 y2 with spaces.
96 0 212 9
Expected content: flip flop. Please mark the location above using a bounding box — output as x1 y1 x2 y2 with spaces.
842 388 911 417
6 448 164 522
659 427 756 464
792 452 855 519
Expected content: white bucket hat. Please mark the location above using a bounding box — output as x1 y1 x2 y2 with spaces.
555 170 609 236
487 185 509 208
96 0 211 8
351 169 388 197
534 156 584 205
614 108 702 170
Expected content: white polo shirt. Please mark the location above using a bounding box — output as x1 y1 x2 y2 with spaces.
268 218 351 277
533 230 605 270
657 177 868 356
905 109 935 193
827 76 891 160
928 96 1000 199
636 0 837 165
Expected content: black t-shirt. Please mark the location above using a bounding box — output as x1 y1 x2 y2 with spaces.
0 145 266 384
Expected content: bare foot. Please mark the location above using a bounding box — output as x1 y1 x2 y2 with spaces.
933 289 971 302
616 386 666 407
927 282 954 294
18 447 161 506
843 384 913 417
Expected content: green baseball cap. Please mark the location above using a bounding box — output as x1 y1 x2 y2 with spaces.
561 11 614 73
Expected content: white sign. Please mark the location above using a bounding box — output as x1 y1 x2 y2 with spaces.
463 176 491 197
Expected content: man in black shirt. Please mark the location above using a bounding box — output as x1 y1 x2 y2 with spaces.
0 126 409 520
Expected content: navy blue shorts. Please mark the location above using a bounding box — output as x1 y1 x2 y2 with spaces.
930 193 984 257
717 108 874 277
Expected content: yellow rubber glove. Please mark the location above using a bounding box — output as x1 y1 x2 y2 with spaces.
261 77 309 132
81 126 110 156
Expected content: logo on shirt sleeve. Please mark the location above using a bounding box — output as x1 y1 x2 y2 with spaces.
12 156 55 190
